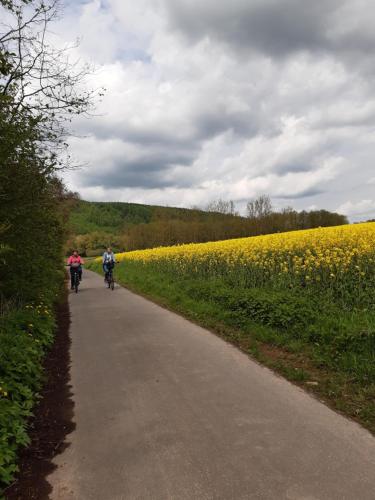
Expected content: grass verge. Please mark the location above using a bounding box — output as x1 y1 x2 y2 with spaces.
88 260 375 435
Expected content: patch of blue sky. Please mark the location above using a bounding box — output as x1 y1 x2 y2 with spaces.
117 47 152 64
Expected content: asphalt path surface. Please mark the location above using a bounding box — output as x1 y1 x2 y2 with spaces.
48 270 375 499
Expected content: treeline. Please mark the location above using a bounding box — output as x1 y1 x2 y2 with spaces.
68 196 348 255
121 202 347 251
0 0 95 488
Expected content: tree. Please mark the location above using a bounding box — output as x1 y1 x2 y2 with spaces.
206 199 238 215
246 195 273 219
1 0 103 170
0 0 99 300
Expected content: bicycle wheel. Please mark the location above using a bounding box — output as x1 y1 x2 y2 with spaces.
110 278 115 290
75 273 79 293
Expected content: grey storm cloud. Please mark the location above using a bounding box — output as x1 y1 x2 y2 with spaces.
79 104 259 145
73 104 261 191
164 0 375 64
275 188 325 200
196 108 259 139
274 163 315 175
83 151 196 189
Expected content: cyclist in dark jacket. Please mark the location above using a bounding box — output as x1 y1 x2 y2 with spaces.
102 247 116 282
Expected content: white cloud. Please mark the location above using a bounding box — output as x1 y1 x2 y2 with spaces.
337 199 375 218
55 0 375 220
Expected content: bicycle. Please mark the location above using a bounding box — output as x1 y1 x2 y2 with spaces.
105 265 115 291
69 264 81 293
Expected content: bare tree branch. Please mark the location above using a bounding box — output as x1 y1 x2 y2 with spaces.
1 0 104 169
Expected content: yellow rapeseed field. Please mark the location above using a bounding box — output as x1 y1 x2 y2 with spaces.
109 223 375 302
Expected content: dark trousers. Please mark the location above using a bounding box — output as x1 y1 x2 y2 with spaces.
103 262 114 279
70 266 82 287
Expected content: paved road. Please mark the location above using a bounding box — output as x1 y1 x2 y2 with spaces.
49 270 375 500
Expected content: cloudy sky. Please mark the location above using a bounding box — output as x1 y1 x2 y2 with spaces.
59 0 375 220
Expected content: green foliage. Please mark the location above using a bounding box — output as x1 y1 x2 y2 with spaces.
0 1 72 487
67 231 122 257
0 108 64 488
0 100 66 301
69 200 154 234
70 199 348 255
190 282 317 333
0 303 55 487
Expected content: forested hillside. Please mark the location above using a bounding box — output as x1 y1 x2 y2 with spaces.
67 198 348 255
69 200 204 234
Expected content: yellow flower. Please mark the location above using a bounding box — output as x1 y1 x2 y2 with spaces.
100 222 375 298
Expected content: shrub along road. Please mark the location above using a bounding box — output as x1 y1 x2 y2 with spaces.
48 271 375 499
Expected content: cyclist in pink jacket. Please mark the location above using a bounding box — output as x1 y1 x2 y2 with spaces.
67 250 84 289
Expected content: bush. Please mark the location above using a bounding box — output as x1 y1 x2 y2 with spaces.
187 281 317 333
0 302 55 486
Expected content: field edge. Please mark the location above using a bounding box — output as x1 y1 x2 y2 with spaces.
88 262 375 437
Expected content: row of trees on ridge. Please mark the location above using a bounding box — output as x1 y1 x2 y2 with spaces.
67 195 348 255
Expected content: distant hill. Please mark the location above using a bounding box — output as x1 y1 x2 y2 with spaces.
69 200 230 235
66 199 348 256
70 200 155 234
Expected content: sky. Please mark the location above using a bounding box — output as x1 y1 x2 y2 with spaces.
59 0 375 220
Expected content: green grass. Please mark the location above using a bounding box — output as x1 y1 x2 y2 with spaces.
88 260 375 434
